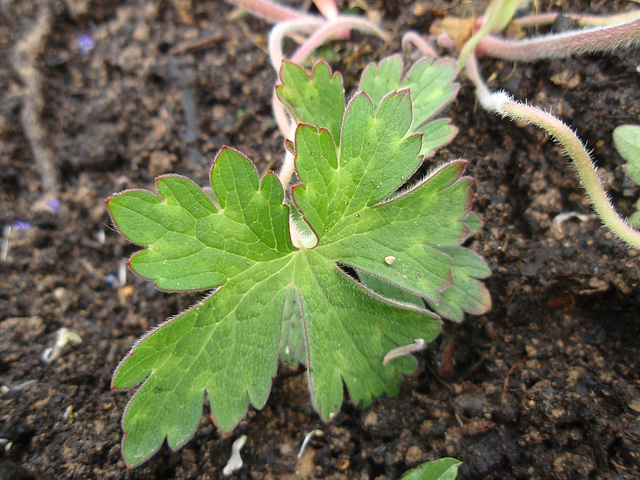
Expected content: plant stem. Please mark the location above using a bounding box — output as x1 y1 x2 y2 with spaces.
466 54 640 250
513 10 640 28
401 31 439 59
289 16 390 64
475 17 640 61
312 0 339 21
228 0 318 22
268 18 327 73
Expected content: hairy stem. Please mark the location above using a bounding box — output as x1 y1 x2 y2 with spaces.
401 31 439 59
513 10 640 28
476 17 640 61
466 54 640 249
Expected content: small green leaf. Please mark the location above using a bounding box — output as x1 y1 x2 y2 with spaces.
401 58 459 132
358 244 491 323
417 119 458 157
613 125 640 227
359 55 403 106
277 61 345 143
359 55 459 156
427 246 491 322
401 457 462 480
614 124 640 185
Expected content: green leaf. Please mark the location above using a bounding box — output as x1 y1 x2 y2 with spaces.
614 124 640 185
401 457 462 480
417 119 458 157
358 244 491 323
277 60 345 143
401 58 459 132
279 288 306 367
358 209 490 322
359 55 459 156
107 62 486 467
426 246 491 322
613 125 640 228
359 55 403 106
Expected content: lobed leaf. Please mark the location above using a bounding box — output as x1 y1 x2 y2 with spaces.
277 61 345 143
401 58 459 131
359 55 403 106
108 59 488 467
359 55 460 156
108 150 294 291
426 246 492 322
416 119 459 157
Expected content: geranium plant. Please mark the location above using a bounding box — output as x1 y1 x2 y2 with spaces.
107 56 489 466
107 0 640 468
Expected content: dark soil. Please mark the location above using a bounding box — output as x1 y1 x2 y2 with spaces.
2 0 640 479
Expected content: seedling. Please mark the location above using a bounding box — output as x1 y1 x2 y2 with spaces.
107 57 489 466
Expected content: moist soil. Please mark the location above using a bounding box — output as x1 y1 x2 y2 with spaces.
1 0 640 479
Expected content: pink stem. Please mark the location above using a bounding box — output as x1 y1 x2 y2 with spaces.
514 10 640 28
312 0 339 21
228 0 318 23
476 17 640 61
290 15 390 64
268 18 325 72
401 31 439 59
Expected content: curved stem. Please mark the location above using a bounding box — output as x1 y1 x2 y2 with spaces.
289 15 390 64
476 17 640 61
228 0 318 23
268 18 325 71
466 54 640 249
514 10 640 28
401 30 439 59
503 102 640 248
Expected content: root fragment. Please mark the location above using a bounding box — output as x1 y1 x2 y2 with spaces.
11 4 60 196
